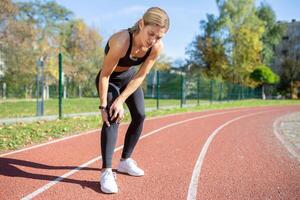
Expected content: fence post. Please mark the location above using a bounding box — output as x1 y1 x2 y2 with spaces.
58 53 63 119
156 70 160 110
36 57 44 116
226 83 230 102
241 85 244 99
239 85 241 100
210 80 213 104
197 76 200 106
219 82 223 101
180 72 184 108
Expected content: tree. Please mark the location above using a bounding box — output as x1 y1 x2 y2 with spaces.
1 4 37 98
153 53 172 71
188 0 265 87
1 0 73 98
187 14 228 79
216 0 265 85
63 19 103 97
250 65 279 99
0 0 17 40
256 2 285 66
280 58 300 98
16 0 73 97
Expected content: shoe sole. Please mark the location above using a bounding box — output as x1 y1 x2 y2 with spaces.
117 168 144 176
100 185 118 194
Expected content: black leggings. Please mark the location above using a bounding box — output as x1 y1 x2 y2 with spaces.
95 68 145 168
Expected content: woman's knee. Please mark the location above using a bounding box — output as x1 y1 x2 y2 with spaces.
132 111 146 122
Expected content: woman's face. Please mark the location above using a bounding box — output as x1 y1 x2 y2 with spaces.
139 22 166 48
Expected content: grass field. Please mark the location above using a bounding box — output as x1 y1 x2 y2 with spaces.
0 98 203 118
0 99 299 153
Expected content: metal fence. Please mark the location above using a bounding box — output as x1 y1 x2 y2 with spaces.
0 62 262 124
144 70 261 109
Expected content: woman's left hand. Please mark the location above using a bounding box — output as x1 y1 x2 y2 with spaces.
109 97 125 123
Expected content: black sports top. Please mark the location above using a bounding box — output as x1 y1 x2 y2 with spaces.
104 29 152 67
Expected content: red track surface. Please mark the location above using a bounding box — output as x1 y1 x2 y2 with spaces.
0 105 299 200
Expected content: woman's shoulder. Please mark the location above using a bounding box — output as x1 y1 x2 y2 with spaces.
108 30 130 50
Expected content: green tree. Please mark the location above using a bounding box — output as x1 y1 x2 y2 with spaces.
250 65 279 99
188 14 228 79
256 2 285 66
217 0 265 85
188 0 266 87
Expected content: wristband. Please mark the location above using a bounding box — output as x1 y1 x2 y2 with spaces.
99 105 106 110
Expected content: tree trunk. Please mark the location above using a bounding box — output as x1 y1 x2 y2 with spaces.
25 86 28 99
262 84 266 100
44 84 49 100
78 85 82 98
29 84 33 99
64 85 67 99
2 82 6 99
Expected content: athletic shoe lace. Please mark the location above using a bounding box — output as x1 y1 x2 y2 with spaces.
127 158 138 168
103 170 117 181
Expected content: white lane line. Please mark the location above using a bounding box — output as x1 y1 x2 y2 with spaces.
186 110 273 200
21 109 245 200
0 107 259 158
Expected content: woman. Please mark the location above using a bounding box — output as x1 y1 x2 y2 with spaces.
95 7 169 193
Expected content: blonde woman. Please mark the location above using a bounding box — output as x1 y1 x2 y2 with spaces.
95 7 169 193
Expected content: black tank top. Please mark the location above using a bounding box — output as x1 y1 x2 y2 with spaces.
104 29 152 67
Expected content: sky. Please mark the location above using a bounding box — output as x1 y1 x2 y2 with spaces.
54 0 300 61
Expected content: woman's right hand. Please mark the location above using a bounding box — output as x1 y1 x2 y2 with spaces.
100 109 110 127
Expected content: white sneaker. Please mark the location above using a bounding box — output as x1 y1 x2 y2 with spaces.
100 169 118 194
117 158 144 176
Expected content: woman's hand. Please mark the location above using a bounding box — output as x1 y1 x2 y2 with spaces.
109 97 125 123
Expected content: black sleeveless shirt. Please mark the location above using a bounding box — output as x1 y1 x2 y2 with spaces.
104 29 152 67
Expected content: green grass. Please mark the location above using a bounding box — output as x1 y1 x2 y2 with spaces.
0 99 299 153
0 98 190 118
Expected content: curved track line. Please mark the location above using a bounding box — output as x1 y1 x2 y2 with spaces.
0 107 263 158
21 109 245 200
273 116 300 161
186 110 273 200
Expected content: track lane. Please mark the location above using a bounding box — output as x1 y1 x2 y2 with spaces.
0 105 298 199
1 107 251 199
198 108 300 200
27 108 289 200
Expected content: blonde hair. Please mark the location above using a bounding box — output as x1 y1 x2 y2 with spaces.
129 7 170 33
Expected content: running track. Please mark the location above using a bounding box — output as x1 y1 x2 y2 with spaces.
0 105 299 200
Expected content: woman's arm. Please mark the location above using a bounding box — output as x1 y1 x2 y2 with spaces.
98 33 128 107
98 32 128 126
110 41 163 120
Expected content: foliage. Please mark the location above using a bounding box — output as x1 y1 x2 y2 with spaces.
188 0 281 88
250 65 279 85
256 2 285 66
0 0 105 99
